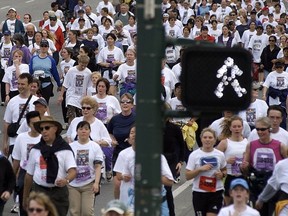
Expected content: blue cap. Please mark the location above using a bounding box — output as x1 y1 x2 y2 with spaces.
3 30 11 35
230 178 249 190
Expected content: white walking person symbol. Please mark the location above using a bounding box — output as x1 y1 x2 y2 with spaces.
214 57 247 98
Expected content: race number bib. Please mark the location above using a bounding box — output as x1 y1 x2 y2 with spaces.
199 176 216 192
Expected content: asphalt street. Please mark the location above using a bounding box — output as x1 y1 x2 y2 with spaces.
0 0 194 215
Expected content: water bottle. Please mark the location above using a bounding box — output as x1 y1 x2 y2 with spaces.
250 173 256 181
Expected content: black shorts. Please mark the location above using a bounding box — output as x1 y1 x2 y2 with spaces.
192 190 223 215
224 175 246 196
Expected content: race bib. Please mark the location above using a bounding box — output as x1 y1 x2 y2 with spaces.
199 176 216 192
231 157 242 175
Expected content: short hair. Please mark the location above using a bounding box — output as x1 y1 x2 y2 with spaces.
51 2 58 8
121 93 134 103
269 35 277 41
105 33 116 41
115 20 123 27
267 105 284 117
34 31 43 37
81 96 99 110
76 120 91 130
96 78 110 94
26 111 40 125
77 54 90 64
101 7 108 14
255 117 272 128
19 73 33 84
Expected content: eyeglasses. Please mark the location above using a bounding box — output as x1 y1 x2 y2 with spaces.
82 106 92 110
40 45 48 48
50 18 57 21
255 127 269 131
28 208 45 213
120 100 132 104
39 126 54 132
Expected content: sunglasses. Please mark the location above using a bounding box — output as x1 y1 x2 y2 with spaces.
39 126 54 132
255 127 269 131
40 45 48 48
120 100 132 104
82 106 92 110
28 208 45 213
269 40 275 42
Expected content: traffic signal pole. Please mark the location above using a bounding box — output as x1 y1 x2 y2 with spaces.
135 0 164 214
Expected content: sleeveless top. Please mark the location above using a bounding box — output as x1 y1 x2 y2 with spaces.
250 139 283 172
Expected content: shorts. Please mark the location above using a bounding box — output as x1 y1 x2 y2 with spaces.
224 175 245 196
66 105 82 120
193 190 223 215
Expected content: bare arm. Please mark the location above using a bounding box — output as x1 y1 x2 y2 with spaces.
23 173 33 210
161 176 173 187
280 143 287 158
2 122 9 156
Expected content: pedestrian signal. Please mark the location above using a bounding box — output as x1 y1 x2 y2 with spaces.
181 46 252 112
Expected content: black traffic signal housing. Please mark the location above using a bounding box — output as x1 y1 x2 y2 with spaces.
181 46 252 112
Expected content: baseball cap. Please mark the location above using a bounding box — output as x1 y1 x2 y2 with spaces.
40 40 49 47
33 98 48 107
104 200 127 214
8 8 16 12
3 30 11 36
230 178 249 190
163 13 169 18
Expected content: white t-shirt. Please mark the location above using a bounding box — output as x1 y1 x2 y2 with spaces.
113 146 134 202
6 19 16 35
165 25 182 38
96 1 116 15
161 67 178 92
242 30 257 49
248 34 269 63
3 64 29 91
114 63 137 83
91 95 121 124
186 148 227 192
12 132 41 170
263 71 288 105
97 46 125 85
4 95 38 145
210 117 251 139
69 140 104 187
0 42 13 70
171 63 181 82
168 97 190 123
67 116 112 146
60 59 76 80
26 148 76 187
248 127 288 146
63 66 92 108
238 99 269 127
218 204 260 216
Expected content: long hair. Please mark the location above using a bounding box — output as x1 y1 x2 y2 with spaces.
219 115 243 140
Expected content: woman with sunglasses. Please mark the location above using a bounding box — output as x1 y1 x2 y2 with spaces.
107 93 135 198
242 117 287 215
27 191 58 216
216 116 248 205
66 96 111 145
68 121 103 216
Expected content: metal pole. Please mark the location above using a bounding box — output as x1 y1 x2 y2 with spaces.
135 0 164 214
